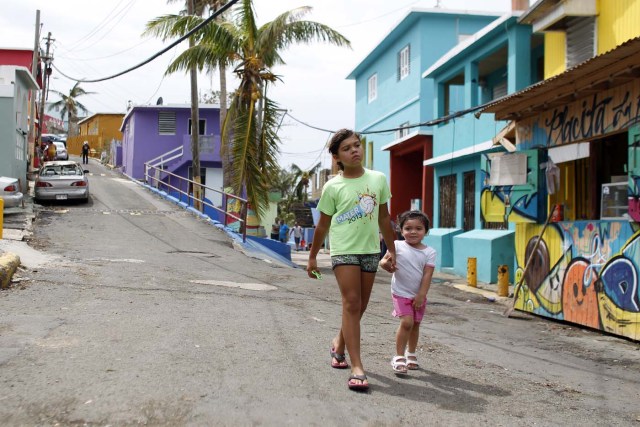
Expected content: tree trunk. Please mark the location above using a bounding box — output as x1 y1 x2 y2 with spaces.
188 0 202 210
220 63 232 190
216 1 231 191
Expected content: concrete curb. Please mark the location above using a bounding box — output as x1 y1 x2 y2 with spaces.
0 252 21 289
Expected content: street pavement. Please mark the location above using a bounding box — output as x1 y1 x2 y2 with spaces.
1 158 639 426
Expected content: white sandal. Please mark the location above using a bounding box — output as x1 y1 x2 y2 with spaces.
405 351 419 370
391 355 408 374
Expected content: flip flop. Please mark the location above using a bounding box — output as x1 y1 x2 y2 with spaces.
330 347 349 369
347 374 369 391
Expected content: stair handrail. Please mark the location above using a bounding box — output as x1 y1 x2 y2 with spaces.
145 145 184 183
144 163 249 242
147 145 184 168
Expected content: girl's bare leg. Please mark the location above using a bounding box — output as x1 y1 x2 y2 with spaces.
333 267 375 384
396 316 414 356
407 322 421 354
332 271 375 356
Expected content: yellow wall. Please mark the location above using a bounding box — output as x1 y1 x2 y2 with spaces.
597 0 640 53
544 32 566 78
67 114 123 156
78 114 124 142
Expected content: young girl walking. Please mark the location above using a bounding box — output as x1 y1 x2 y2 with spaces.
379 210 436 374
307 129 397 391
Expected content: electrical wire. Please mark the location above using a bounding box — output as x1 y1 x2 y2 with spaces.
335 0 421 29
61 0 134 52
67 0 139 54
52 0 239 84
56 39 151 62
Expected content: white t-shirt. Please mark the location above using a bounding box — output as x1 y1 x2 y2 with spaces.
391 240 437 298
292 225 303 239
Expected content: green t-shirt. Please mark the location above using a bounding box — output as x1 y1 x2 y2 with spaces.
317 169 391 256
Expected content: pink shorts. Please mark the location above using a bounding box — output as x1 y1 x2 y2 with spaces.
392 294 427 323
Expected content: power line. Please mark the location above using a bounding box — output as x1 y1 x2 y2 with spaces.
61 0 134 52
53 0 239 84
56 39 151 62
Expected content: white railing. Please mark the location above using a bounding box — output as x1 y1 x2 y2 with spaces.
145 145 184 186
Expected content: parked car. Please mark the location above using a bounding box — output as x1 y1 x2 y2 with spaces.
34 161 90 203
54 141 69 160
42 134 67 147
0 176 23 208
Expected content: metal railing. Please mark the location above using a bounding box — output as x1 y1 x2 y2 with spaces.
146 145 184 170
144 163 248 242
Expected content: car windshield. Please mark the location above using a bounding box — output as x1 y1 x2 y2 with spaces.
54 142 66 149
41 165 82 176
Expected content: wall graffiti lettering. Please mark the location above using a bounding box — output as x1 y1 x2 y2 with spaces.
518 79 640 148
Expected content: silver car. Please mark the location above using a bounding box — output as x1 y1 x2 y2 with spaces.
0 176 24 208
35 161 90 203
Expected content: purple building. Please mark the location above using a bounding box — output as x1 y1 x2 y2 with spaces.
120 104 224 206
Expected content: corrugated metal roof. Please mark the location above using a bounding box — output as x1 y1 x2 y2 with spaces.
479 36 640 121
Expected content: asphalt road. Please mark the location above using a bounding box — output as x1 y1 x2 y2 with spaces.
1 159 639 426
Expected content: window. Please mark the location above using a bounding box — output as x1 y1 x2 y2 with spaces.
368 74 377 103
398 45 410 80
367 141 374 169
396 122 410 140
492 80 507 101
566 16 596 68
188 119 206 135
439 174 457 227
158 111 176 135
549 135 626 221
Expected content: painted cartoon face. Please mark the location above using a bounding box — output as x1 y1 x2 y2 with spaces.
562 258 599 328
599 257 639 313
523 236 550 294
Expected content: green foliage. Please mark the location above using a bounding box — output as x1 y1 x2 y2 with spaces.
145 0 350 220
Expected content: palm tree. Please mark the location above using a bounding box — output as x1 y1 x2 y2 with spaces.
48 82 94 137
145 0 350 219
290 162 321 202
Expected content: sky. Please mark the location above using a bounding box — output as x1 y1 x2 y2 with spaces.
0 0 517 170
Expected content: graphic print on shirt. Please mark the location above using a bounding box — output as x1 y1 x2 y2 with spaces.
335 186 378 224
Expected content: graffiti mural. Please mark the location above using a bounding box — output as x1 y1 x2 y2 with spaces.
480 149 546 224
514 220 640 341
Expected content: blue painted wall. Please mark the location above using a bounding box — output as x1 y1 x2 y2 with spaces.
453 230 515 283
348 11 500 178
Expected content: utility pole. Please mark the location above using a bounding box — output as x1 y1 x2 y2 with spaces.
29 10 41 172
187 0 202 211
38 32 53 158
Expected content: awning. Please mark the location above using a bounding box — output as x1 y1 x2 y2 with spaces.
479 36 640 121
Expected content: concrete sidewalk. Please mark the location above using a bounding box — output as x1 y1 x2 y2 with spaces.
0 181 36 288
289 249 512 305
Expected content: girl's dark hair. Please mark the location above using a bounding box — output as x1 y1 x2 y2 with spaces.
328 128 360 171
398 210 430 232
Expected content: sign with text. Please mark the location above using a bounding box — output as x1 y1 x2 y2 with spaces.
517 79 640 147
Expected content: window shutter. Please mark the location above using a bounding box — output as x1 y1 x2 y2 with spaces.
158 111 176 135
397 51 401 81
566 17 595 68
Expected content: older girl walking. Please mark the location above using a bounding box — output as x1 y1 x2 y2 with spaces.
307 129 397 391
